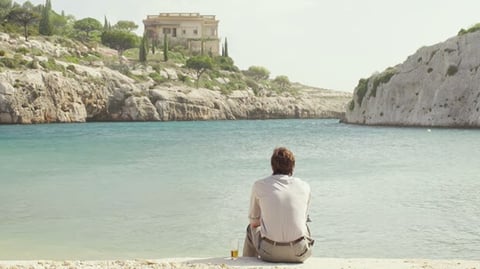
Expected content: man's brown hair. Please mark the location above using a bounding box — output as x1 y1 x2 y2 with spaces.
271 147 295 176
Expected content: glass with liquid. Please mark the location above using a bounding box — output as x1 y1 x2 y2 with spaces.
230 239 239 259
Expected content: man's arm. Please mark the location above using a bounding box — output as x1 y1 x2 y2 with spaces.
248 183 261 228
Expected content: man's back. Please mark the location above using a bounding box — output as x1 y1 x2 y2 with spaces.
243 147 313 263
250 174 311 242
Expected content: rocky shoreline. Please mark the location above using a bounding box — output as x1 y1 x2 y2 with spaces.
0 68 350 124
0 32 351 124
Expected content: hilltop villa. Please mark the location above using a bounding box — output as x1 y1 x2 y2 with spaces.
143 13 220 55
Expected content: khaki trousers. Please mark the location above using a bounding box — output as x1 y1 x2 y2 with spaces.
242 225 314 263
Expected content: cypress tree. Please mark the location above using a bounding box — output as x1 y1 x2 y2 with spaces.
103 16 109 31
224 37 229 58
221 43 225 57
151 39 156 54
163 33 168 62
139 33 147 63
39 0 53 35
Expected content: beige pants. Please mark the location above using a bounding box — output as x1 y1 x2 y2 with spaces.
242 225 314 263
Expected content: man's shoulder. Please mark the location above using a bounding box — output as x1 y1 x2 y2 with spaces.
254 175 273 184
292 177 311 190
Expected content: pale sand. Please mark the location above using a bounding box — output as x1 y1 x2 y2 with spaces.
1 257 479 269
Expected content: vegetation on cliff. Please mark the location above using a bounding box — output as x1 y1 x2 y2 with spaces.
0 0 301 97
350 66 397 111
458 23 480 36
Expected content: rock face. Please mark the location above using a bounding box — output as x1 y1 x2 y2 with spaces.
0 68 350 124
0 33 351 124
344 31 480 127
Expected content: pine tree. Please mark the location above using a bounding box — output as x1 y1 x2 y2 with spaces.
38 0 53 35
163 33 168 62
139 33 147 63
224 37 229 58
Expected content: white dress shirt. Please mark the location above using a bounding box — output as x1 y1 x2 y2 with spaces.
249 174 311 242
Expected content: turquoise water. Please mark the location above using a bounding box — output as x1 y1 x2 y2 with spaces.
0 119 479 260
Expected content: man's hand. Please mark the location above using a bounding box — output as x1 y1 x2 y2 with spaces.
250 220 261 228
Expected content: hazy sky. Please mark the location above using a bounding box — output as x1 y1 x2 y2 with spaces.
21 0 480 91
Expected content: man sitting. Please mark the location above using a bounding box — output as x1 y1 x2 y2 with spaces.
242 147 314 262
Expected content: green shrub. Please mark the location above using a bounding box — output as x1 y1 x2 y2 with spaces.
243 66 270 80
348 100 355 111
370 67 396 97
246 78 260 94
62 55 80 64
0 50 5 57
168 51 186 64
30 48 44 56
15 47 29 55
171 45 188 55
0 55 27 69
458 23 480 35
355 78 369 106
149 72 167 84
39 57 65 72
152 64 162 73
178 74 191 83
13 54 27 67
273 75 291 91
214 56 238 71
0 58 17 68
27 60 39 69
201 79 216 90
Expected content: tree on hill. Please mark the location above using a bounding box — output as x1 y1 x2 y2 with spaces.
163 33 168 62
244 66 270 81
7 7 40 41
50 10 74 35
0 0 13 22
73 17 102 42
214 56 238 72
186 55 214 88
38 0 53 35
114 20 138 32
139 33 147 63
20 1 36 11
146 29 158 54
101 29 139 61
273 75 291 90
103 16 109 31
224 37 229 58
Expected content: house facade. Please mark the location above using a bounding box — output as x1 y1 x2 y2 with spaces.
143 13 220 56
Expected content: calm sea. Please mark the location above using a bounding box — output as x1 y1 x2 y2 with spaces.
0 119 479 260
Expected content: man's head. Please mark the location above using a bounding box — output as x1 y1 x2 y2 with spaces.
271 147 295 176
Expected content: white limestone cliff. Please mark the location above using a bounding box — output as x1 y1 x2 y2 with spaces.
0 68 350 123
0 32 351 124
344 31 480 127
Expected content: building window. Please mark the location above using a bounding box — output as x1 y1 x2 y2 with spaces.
172 28 177 37
193 29 198 35
163 28 171 34
182 29 186 35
